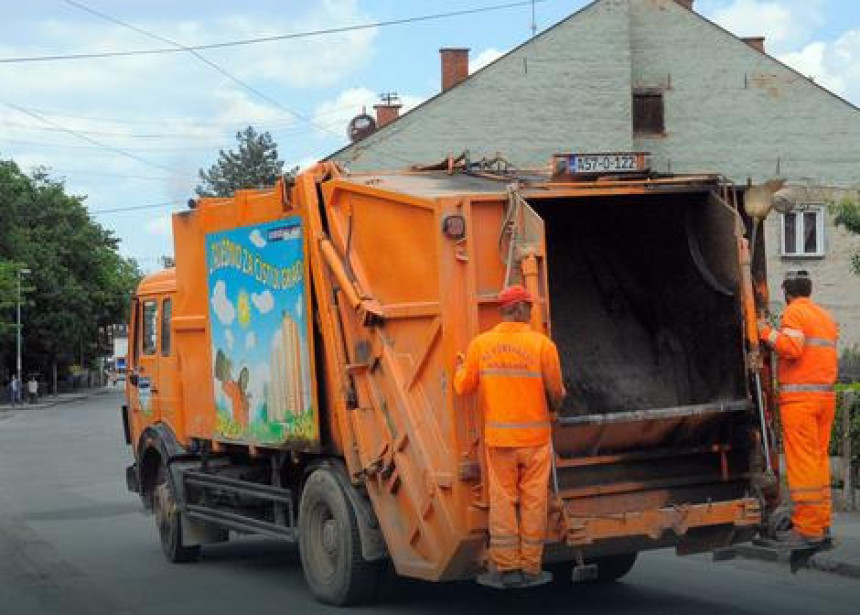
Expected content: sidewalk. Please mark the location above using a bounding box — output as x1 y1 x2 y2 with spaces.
737 509 860 580
0 386 114 414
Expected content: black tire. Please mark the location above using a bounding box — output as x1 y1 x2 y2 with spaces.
298 468 383 606
153 465 200 563
589 552 638 583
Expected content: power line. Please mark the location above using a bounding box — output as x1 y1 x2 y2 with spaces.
90 201 180 215
2 102 175 173
1 1 548 64
63 0 415 167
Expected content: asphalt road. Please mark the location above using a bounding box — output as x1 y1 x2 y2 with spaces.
0 391 858 615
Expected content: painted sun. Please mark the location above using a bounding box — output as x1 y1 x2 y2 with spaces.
237 290 251 328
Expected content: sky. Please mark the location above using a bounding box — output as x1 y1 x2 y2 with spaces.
1 0 859 272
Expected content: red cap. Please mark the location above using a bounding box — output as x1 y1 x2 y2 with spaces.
497 285 533 307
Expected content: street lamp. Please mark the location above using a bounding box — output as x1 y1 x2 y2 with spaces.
16 268 31 381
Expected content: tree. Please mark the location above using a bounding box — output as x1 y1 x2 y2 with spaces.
832 196 860 274
0 159 142 386
196 126 285 197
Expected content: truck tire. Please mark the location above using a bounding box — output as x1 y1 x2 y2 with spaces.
590 552 638 582
153 465 200 563
299 468 382 605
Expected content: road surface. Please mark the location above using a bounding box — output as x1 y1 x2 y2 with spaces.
0 391 857 614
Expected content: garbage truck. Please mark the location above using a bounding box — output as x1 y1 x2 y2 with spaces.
122 155 777 605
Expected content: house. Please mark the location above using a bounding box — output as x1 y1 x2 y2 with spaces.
328 0 860 352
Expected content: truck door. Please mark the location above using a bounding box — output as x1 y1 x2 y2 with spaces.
131 297 160 426
157 296 180 431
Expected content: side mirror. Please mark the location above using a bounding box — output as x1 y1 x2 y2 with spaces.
129 373 139 387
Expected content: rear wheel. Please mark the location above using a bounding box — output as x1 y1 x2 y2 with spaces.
298 468 382 605
153 464 200 563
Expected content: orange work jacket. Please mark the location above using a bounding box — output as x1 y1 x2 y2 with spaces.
761 297 838 401
454 321 565 447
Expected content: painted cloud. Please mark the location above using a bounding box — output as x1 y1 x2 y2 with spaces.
249 229 266 248
212 279 236 325
252 289 275 314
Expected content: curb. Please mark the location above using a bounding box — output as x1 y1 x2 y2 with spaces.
0 388 114 413
736 543 860 580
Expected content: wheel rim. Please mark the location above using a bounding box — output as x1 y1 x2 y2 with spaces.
308 501 340 582
154 482 177 546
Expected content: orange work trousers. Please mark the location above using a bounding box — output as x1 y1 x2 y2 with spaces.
781 394 836 539
485 442 551 574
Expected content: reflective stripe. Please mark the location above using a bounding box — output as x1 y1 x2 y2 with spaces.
790 486 825 494
521 537 545 545
480 369 542 378
793 499 826 505
782 327 805 340
487 421 551 429
490 537 519 546
780 384 835 393
767 329 779 344
805 337 836 348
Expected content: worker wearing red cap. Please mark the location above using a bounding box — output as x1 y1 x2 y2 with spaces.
455 284 565 588
759 271 838 548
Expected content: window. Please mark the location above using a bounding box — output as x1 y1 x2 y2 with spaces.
161 298 172 356
632 91 665 136
142 300 158 355
132 301 140 365
782 207 825 257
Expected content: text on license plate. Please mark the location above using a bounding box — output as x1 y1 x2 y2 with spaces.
570 154 640 173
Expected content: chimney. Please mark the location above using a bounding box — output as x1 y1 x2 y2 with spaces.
675 0 694 9
374 92 401 128
440 48 469 92
742 36 766 53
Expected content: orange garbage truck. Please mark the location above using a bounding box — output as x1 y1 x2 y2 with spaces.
123 155 777 605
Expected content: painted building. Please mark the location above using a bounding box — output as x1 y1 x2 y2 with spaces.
267 312 305 421
328 0 860 352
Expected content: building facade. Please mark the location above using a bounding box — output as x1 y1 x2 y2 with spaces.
329 0 860 351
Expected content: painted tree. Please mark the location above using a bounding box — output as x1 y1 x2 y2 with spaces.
195 126 285 197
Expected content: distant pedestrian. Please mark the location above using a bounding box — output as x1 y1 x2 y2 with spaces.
9 375 21 406
27 377 38 404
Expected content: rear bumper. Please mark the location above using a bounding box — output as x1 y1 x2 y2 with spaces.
557 497 761 547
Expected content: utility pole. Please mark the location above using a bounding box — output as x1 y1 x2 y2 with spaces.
530 0 537 38
16 267 31 379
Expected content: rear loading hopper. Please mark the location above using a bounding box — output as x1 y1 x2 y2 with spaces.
313 167 767 580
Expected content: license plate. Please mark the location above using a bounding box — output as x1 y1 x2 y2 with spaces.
569 154 642 174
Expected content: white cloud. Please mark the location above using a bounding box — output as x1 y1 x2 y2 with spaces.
777 29 860 102
212 280 235 325
312 87 426 138
252 289 275 314
145 215 172 237
224 328 234 350
249 228 266 248
707 0 825 54
246 331 256 350
471 48 505 73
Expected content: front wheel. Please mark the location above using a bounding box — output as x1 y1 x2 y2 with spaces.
298 468 383 605
153 465 200 563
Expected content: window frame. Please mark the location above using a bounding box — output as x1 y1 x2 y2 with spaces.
141 299 158 356
632 88 665 137
781 205 826 258
161 298 172 357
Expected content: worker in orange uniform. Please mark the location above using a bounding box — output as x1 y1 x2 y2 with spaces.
454 285 565 588
759 271 838 548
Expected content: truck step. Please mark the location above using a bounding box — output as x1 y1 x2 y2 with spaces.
186 504 297 541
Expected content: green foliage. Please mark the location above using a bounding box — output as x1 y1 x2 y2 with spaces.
830 388 860 457
195 126 285 197
0 159 142 377
830 196 860 275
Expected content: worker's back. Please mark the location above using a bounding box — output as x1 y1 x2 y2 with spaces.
777 297 838 395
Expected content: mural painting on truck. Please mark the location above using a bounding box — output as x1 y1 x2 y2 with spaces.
205 218 316 445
